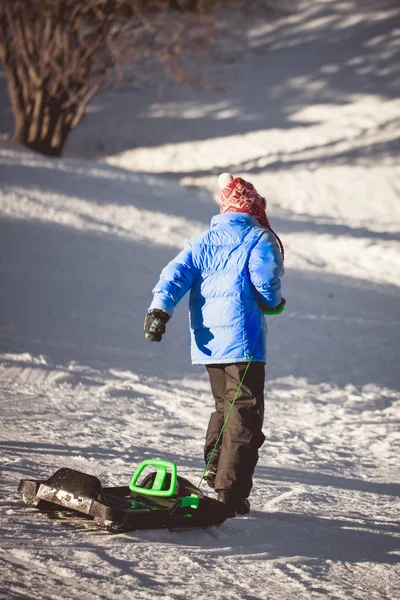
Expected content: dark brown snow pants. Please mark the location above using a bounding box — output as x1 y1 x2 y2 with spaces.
204 362 265 498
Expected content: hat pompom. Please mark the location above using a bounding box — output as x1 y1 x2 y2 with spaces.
218 172 234 189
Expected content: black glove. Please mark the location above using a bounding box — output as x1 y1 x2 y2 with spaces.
262 298 286 315
144 309 171 342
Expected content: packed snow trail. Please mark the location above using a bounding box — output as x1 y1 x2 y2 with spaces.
1 348 399 600
0 146 399 600
1 0 400 598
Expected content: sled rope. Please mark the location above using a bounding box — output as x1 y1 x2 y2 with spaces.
198 328 263 489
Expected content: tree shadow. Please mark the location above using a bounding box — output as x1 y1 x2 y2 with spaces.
216 510 400 564
272 211 400 242
117 503 400 566
0 215 399 389
137 111 400 183
239 134 400 173
0 150 215 225
163 128 400 182
257 464 400 498
4 149 399 246
0 440 204 481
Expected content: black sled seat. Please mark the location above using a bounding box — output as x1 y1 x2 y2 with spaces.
18 459 232 531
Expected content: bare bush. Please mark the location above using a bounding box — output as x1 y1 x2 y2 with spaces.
0 0 234 156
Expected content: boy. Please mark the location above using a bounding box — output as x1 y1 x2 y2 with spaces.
144 173 285 514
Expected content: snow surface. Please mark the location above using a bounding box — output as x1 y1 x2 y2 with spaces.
1 0 400 598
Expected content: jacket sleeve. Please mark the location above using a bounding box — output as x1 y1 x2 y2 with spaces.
248 231 283 308
148 244 198 317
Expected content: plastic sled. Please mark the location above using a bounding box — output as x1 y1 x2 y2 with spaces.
18 459 232 531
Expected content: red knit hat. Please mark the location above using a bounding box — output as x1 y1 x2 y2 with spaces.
218 173 284 259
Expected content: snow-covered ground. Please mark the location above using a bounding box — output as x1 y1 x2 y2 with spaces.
1 0 399 598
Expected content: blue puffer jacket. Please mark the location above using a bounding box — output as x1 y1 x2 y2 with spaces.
149 213 283 364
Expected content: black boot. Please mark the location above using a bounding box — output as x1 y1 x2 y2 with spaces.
204 448 220 489
217 489 250 515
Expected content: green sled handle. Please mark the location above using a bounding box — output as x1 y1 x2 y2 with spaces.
129 459 178 497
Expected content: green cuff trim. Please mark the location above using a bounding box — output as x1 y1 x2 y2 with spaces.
263 304 285 316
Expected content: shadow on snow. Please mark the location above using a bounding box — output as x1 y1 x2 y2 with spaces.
0 214 399 388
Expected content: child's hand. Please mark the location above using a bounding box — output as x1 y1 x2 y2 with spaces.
144 309 170 342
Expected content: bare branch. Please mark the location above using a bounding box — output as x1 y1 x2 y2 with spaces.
70 81 103 129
